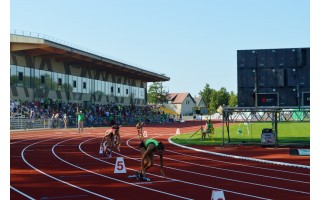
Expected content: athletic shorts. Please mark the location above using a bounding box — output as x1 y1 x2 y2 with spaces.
139 141 146 149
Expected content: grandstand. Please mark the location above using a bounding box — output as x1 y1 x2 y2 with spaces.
10 30 171 129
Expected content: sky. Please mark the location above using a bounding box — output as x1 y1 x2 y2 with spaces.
9 0 310 97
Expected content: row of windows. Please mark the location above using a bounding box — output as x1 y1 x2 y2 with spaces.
10 65 145 99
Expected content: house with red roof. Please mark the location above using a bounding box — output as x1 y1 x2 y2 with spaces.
164 93 196 115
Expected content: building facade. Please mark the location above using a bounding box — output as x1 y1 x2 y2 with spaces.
237 48 310 107
10 32 170 106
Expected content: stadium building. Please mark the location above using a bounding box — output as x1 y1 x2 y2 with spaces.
237 48 310 107
10 31 170 106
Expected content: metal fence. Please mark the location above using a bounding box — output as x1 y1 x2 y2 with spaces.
10 114 172 130
220 106 310 147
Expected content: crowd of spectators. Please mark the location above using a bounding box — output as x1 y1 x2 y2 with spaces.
10 98 176 128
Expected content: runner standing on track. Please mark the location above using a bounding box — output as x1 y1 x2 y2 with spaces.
136 121 144 139
76 107 84 133
137 138 165 181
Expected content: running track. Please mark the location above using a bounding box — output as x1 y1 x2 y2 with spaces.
11 122 310 199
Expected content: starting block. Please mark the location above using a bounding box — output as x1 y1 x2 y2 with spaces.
143 131 148 137
114 157 127 173
211 190 225 200
176 128 180 135
99 145 103 154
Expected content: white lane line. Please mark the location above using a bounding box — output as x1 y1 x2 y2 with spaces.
10 186 35 200
124 137 309 195
82 137 271 200
21 137 114 200
168 136 310 169
166 148 309 176
134 180 177 185
164 150 309 183
53 138 193 200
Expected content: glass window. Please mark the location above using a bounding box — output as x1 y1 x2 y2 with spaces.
118 87 120 93
52 73 58 90
111 86 113 93
139 88 145 99
83 82 86 89
41 76 45 84
132 87 137 98
87 78 92 94
124 85 130 97
18 72 23 81
77 77 82 93
43 71 52 90
24 67 31 87
10 65 17 86
105 81 109 95
73 76 77 92
34 69 40 88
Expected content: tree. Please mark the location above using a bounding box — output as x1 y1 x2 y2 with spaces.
199 83 213 107
199 84 237 113
217 87 230 107
228 91 238 107
147 82 167 105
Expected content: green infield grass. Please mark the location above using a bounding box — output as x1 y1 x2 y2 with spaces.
171 122 310 146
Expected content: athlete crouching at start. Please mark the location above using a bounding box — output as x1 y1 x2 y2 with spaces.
137 138 165 181
100 125 121 157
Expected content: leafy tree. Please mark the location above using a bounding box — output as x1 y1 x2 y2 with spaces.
217 87 230 107
208 90 218 114
199 83 213 107
228 91 238 107
199 84 237 113
147 82 167 105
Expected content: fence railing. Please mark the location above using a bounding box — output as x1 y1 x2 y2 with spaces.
10 114 176 130
220 106 310 147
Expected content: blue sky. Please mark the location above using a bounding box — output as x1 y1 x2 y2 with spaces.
9 0 310 97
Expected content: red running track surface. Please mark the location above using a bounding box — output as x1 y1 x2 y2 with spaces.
10 122 310 200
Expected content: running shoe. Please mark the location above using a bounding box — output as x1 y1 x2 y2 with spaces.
136 171 143 180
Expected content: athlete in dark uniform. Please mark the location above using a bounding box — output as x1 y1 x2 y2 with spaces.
137 138 165 181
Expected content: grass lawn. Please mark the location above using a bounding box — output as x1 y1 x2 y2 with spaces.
171 122 310 146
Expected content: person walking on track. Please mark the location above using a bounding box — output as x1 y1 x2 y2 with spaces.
77 107 84 133
137 138 165 181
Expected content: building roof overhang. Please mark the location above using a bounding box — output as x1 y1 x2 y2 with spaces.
10 34 170 82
